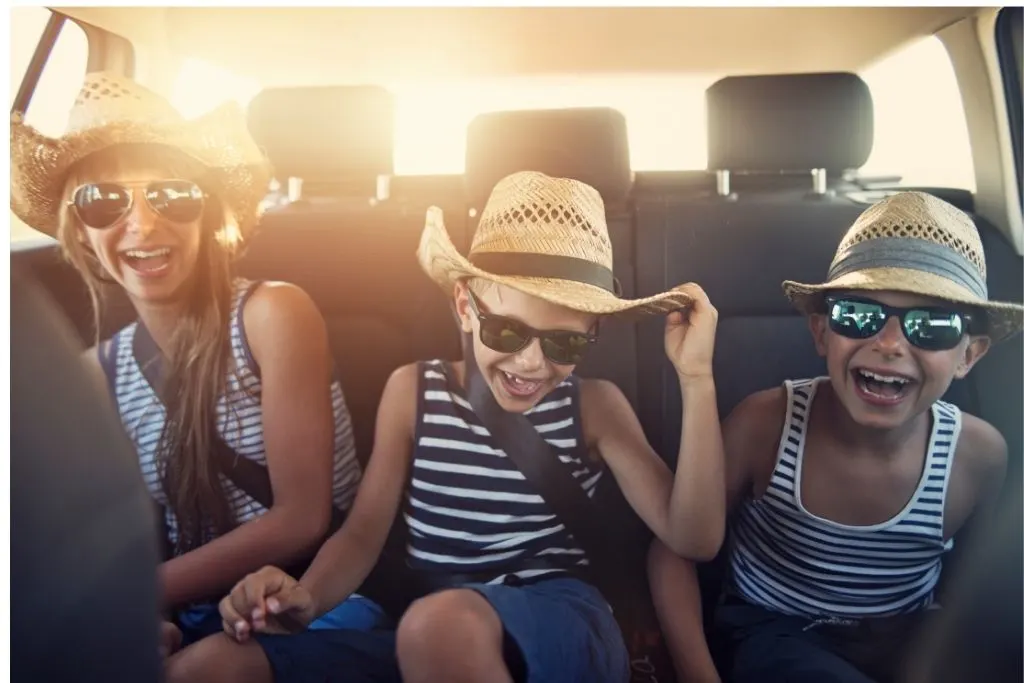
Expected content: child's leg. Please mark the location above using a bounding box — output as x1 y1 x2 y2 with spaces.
396 577 629 683
397 588 513 683
167 595 400 683
647 538 722 683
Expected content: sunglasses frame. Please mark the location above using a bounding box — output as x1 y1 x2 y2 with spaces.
466 290 599 365
66 179 207 230
823 295 975 351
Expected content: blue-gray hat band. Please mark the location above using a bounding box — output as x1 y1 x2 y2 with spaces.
828 237 987 299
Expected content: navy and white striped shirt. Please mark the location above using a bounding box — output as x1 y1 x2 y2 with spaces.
727 377 960 619
106 278 362 549
404 360 605 585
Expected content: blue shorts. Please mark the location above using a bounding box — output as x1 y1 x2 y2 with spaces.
247 577 629 683
465 576 629 683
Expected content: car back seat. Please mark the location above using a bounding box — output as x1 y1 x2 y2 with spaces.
241 85 462 462
634 73 875 463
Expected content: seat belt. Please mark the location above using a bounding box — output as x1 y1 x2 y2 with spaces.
461 336 616 579
128 321 347 535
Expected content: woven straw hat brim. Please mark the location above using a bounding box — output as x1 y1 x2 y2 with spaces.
11 101 271 238
418 207 692 317
783 267 1024 342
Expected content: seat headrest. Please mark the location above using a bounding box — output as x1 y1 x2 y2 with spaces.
247 85 394 181
465 107 632 205
707 72 873 173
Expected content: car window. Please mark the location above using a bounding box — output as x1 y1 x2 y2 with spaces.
860 35 976 191
10 7 89 244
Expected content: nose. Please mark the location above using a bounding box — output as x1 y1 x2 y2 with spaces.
513 338 546 372
123 189 159 238
872 317 907 356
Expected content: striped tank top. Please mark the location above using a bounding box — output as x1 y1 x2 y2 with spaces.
404 360 606 585
727 377 960 620
106 278 362 548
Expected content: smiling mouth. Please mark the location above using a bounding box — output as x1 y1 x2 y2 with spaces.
852 368 915 403
120 247 172 274
498 370 545 398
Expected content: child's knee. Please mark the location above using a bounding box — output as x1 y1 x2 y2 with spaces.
165 633 270 683
396 589 503 668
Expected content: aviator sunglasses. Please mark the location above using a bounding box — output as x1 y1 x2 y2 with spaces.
825 295 977 352
467 291 598 365
68 179 206 230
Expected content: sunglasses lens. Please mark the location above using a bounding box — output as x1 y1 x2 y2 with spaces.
147 180 204 223
828 299 886 339
903 309 965 351
541 333 593 365
479 318 531 355
73 183 132 229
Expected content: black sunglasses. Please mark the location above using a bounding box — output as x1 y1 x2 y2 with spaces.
68 179 205 229
467 291 598 365
825 295 975 351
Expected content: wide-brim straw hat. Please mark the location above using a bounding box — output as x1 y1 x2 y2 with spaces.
11 71 272 238
783 191 1023 342
417 171 692 316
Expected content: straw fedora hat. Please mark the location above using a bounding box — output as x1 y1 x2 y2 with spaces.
10 71 271 238
783 191 1023 342
417 171 692 316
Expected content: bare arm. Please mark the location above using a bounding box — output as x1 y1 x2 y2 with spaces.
645 388 785 683
300 363 418 618
159 283 340 608
585 284 727 561
582 379 723 560
648 539 722 683
943 413 1009 542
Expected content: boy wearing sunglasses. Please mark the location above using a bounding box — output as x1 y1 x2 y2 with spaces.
203 171 727 683
650 191 1022 683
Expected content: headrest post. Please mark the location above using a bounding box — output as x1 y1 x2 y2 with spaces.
716 170 731 197
811 168 827 195
376 175 391 203
287 177 303 203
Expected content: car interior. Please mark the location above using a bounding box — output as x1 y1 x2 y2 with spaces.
9 6 1023 683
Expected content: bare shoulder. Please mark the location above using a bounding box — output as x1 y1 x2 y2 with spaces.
724 387 788 493
386 362 422 395
243 280 323 330
579 377 629 409
241 281 328 358
375 362 422 439
724 386 787 444
955 412 1008 489
579 378 638 436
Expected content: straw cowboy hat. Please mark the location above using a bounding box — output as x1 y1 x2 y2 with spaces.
10 71 271 238
783 191 1023 342
417 171 692 316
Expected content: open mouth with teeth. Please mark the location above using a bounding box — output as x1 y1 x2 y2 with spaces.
852 368 915 404
497 370 546 399
120 247 172 274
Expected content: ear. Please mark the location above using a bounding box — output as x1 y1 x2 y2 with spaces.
808 314 829 358
954 335 992 379
452 280 474 334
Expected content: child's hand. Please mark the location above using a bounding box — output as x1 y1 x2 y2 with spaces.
664 283 718 383
158 619 182 659
218 566 316 642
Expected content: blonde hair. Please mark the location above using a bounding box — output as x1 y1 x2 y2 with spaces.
59 143 242 553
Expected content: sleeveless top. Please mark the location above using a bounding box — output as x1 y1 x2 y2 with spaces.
404 360 606 585
105 278 362 549
726 377 961 620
